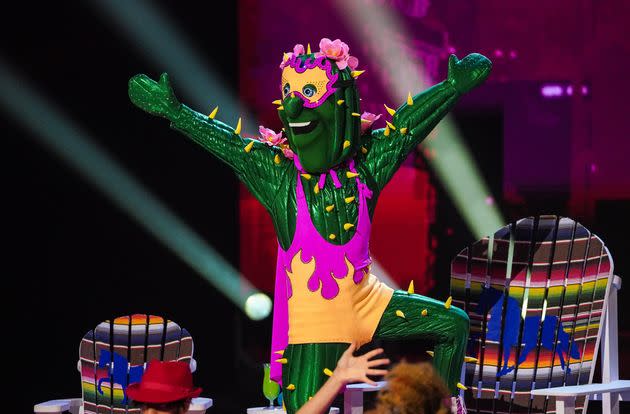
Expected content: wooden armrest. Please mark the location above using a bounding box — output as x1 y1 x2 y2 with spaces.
530 380 630 397
187 397 213 413
34 398 81 413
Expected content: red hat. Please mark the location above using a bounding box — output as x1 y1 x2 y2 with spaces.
127 360 202 403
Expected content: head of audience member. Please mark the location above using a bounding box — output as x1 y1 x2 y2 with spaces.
127 360 202 414
368 361 450 414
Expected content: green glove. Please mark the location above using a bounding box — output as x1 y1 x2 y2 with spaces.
447 53 492 95
128 72 181 120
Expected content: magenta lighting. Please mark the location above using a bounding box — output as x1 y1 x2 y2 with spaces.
541 84 564 97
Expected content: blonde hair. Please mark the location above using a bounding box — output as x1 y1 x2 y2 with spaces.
369 361 450 414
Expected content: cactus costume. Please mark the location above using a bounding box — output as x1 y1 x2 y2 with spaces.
128 38 491 413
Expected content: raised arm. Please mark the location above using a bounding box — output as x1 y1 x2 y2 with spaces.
128 73 289 209
364 53 491 190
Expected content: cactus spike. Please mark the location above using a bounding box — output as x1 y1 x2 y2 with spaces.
351 70 365 78
307 43 312 54
234 117 242 135
384 104 396 116
407 92 414 106
208 106 219 119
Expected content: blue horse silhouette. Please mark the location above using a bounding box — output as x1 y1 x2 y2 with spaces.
97 350 144 404
473 287 581 376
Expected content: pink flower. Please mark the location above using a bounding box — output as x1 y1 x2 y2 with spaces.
360 112 381 133
258 126 286 146
280 144 295 159
279 44 306 68
318 38 359 70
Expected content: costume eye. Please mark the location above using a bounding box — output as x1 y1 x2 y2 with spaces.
283 83 291 96
302 84 317 98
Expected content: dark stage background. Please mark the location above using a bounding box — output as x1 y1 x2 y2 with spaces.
4 1 629 413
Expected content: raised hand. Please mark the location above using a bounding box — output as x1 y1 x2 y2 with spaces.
447 53 492 95
333 344 390 386
128 73 181 120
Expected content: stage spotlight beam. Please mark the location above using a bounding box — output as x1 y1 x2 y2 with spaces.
335 0 504 238
0 60 269 320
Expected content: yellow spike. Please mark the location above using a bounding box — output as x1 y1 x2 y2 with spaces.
407 280 415 294
421 309 428 316
465 356 478 363
290 91 295 98
323 368 334 377
325 204 335 212
360 118 371 123
457 383 468 391
309 397 313 401
445 296 453 309
301 173 312 180
337 99 345 105
385 121 396 130
283 52 289 61
328 234 336 240
244 141 254 153
345 196 355 204
343 140 351 149
351 112 361 117
277 106 284 111
384 126 390 137
314 184 320 194
208 106 219 119
272 99 282 105
395 309 405 318
346 171 359 178
307 43 312 54
383 104 396 116
343 223 354 231
407 92 414 106
274 154 281 164
351 70 366 78
361 146 368 154
276 358 288 364
286 384 296 391
400 127 408 135
234 117 242 135
274 350 285 356
426 350 434 357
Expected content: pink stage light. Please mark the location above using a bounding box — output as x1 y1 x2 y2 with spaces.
566 85 574 96
541 84 564 97
581 85 589 95
494 49 504 58
509 50 517 59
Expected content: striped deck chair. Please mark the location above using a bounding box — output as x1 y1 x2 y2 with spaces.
451 216 629 414
34 314 212 414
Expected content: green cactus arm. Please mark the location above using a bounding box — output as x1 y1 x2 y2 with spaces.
170 105 292 210
363 53 491 191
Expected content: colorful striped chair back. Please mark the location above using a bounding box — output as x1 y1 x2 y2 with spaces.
450 216 614 414
79 314 194 414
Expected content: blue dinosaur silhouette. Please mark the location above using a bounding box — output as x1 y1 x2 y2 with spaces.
472 286 581 377
97 350 144 404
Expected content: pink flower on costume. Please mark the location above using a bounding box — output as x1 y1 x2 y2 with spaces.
360 112 381 133
318 38 359 70
279 44 306 68
280 144 295 160
258 126 286 146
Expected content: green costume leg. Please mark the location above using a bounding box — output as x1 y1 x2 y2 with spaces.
374 290 470 395
282 343 348 414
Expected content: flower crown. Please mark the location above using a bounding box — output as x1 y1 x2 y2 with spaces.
280 38 359 71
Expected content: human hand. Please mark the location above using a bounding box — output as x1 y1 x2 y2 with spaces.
333 344 390 386
447 53 492 95
128 73 181 120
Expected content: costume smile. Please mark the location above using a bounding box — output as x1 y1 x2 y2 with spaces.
289 120 318 134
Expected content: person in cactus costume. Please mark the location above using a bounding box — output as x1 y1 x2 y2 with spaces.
128 38 491 414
